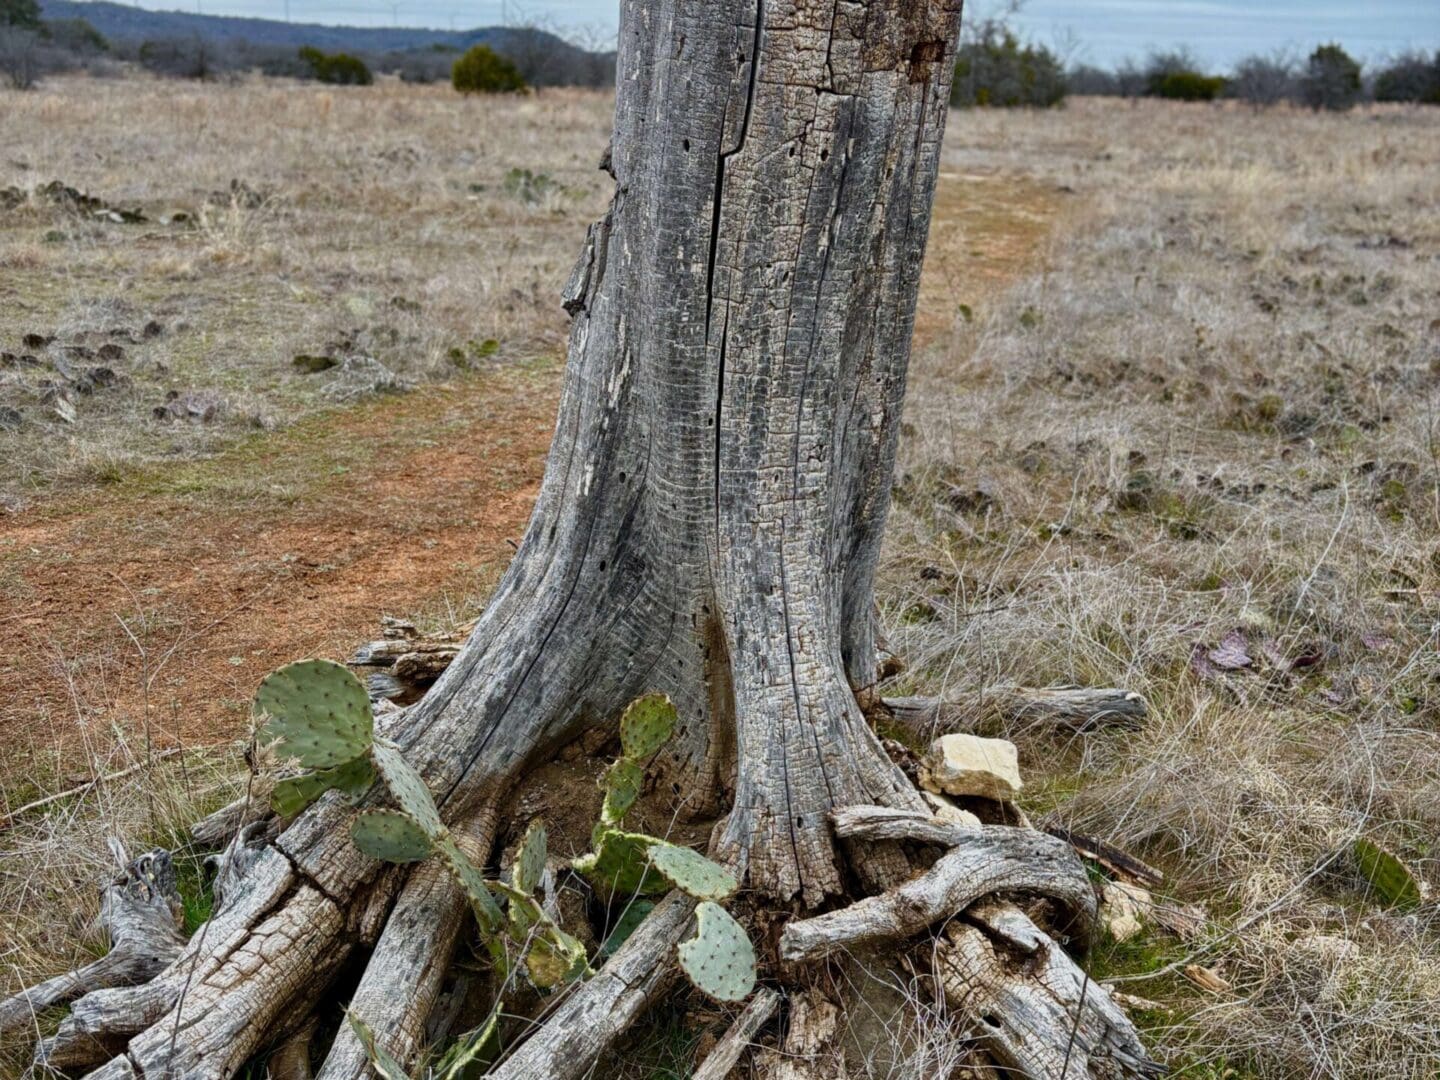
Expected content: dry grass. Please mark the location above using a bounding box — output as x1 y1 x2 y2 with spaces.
885 97 1440 1077
3 79 1439 1079
0 76 612 505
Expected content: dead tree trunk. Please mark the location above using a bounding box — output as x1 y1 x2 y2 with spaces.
34 2 1156 1077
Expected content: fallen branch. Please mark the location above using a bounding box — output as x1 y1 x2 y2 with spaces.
1043 824 1165 888
0 749 184 830
779 817 1095 964
0 847 187 1037
488 894 697 1080
882 686 1147 740
692 987 781 1080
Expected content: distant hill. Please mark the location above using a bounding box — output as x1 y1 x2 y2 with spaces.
39 0 611 83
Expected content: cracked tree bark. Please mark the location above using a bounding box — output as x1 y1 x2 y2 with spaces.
20 1 1149 1077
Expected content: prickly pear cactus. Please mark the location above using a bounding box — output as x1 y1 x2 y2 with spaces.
512 819 547 896
523 925 588 989
677 901 756 1003
649 842 737 902
600 758 644 825
271 755 376 817
574 828 666 898
351 811 433 863
255 659 374 769
435 835 503 930
371 739 444 837
599 899 654 959
619 693 677 761
1352 837 1423 909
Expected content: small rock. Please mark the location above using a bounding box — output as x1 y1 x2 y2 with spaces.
919 733 1022 800
1099 880 1150 943
142 320 165 339
921 790 982 828
22 332 52 349
96 342 125 362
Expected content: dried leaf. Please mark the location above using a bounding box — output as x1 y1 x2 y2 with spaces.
1207 630 1252 671
1183 964 1231 994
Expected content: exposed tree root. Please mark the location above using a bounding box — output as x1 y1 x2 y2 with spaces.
318 806 498 1080
779 809 1095 965
487 896 696 1080
937 900 1164 1079
0 847 186 1040
693 987 781 1080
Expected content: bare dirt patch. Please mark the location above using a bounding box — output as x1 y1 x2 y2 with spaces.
0 365 557 784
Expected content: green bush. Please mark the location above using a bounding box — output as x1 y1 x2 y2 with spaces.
0 0 40 30
1301 43 1361 110
951 25 1065 108
1149 69 1226 101
1373 51 1440 104
451 44 525 94
298 45 373 86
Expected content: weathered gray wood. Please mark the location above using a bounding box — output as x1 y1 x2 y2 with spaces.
0 849 186 1038
315 812 498 1080
936 901 1163 1079
693 987 782 1080
487 895 697 1080
883 686 1147 740
779 827 1096 964
190 789 272 847
830 804 977 846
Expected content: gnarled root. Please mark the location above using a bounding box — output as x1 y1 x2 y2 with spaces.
778 807 1161 1080
938 901 1164 1079
779 810 1095 964
0 846 186 1040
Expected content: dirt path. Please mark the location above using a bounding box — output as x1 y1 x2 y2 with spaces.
0 173 1061 791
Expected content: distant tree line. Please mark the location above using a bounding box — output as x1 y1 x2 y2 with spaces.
950 24 1439 113
1068 43 1438 110
0 0 613 92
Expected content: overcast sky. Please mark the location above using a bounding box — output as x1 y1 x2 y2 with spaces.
142 0 1440 69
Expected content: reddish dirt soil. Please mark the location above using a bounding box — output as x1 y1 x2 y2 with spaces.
0 174 1060 789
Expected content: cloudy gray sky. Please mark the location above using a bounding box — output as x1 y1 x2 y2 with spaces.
143 0 1440 69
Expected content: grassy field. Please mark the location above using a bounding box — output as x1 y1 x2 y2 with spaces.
2 76 1439 1077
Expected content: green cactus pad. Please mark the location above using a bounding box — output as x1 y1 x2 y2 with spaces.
435 835 503 931
619 693 677 761
1352 837 1423 910
346 1013 410 1080
433 1003 502 1080
512 819 547 896
600 758 644 825
351 811 433 863
371 739 444 837
599 899 654 959
677 901 756 1003
254 659 374 769
525 925 588 989
649 842 737 901
270 755 376 817
573 828 666 898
